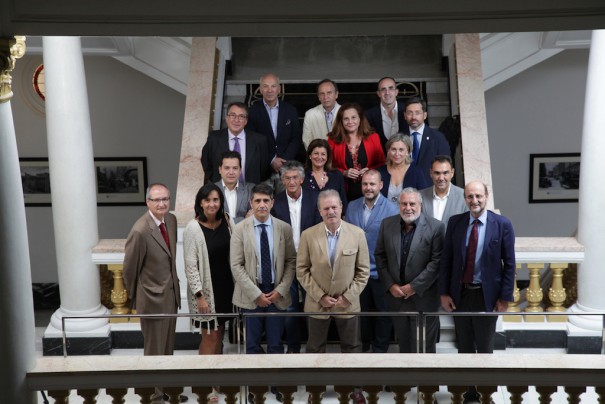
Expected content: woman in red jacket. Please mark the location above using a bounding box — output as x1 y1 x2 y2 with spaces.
328 103 385 201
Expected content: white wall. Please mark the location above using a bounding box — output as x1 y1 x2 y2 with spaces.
485 49 588 237
11 55 186 283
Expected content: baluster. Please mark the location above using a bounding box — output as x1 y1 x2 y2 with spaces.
594 386 605 403
525 263 545 322
418 385 439 403
364 385 382 404
504 264 522 322
535 386 557 403
133 387 155 404
333 385 355 404
47 390 70 403
391 385 411 404
507 386 527 404
564 386 585 404
276 386 297 404
78 388 99 404
106 387 128 403
447 386 467 404
547 263 568 322
306 385 326 404
248 386 268 404
108 263 130 323
164 387 186 404
191 386 213 403
476 386 497 403
221 386 241 404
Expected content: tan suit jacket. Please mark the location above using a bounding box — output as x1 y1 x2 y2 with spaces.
296 221 370 319
302 103 341 147
123 211 181 314
230 215 296 310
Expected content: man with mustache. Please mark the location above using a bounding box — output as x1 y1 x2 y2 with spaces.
374 187 445 353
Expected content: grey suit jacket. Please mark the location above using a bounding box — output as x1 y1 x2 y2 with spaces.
215 181 255 224
419 184 468 230
123 211 181 314
374 213 444 311
230 215 296 310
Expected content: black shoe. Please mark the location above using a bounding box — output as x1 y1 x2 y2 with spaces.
271 386 283 402
462 391 480 404
163 394 170 401
179 395 189 402
247 392 254 404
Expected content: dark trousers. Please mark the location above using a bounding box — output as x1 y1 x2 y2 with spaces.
360 278 392 352
387 295 439 353
242 304 286 354
454 288 498 353
285 279 306 353
306 316 361 353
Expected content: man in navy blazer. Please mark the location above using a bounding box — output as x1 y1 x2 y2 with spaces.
246 73 303 176
270 160 322 353
365 77 409 151
404 97 451 185
201 102 269 184
439 181 516 355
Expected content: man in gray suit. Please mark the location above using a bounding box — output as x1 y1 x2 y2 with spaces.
375 187 444 353
419 155 468 229
215 150 254 223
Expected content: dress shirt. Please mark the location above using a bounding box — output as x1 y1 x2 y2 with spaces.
432 184 451 221
148 210 164 227
466 210 487 284
228 130 247 179
263 100 279 139
362 194 381 227
286 190 303 251
325 223 342 268
325 108 336 132
254 216 275 284
221 180 238 219
381 103 399 139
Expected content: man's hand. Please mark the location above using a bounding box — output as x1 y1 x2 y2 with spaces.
401 284 416 299
265 290 282 304
389 284 405 298
271 157 286 172
255 293 272 308
440 295 456 312
494 299 509 313
319 294 338 308
334 295 351 308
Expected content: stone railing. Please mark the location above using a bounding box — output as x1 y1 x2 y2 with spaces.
27 353 605 403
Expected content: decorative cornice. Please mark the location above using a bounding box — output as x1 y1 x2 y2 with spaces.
0 36 26 103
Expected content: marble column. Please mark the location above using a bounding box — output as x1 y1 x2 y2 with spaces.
42 37 109 337
570 30 605 333
454 34 495 210
0 36 36 403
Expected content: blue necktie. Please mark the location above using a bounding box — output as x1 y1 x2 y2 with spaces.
259 224 272 291
411 132 420 164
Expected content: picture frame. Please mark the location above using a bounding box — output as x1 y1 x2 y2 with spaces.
529 153 580 203
20 157 148 206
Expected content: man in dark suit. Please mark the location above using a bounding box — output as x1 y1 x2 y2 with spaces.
246 73 303 177
201 102 269 185
271 160 322 353
365 77 409 151
375 187 445 353
215 150 254 224
404 97 451 185
419 155 468 230
123 183 182 402
440 181 516 353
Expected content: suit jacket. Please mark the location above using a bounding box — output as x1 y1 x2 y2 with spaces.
377 164 430 201
439 211 516 311
230 215 296 310
375 213 445 311
201 128 269 184
296 221 370 319
409 126 451 185
123 211 181 314
365 100 410 150
345 194 398 279
419 184 468 230
215 181 255 224
246 100 302 161
270 189 322 235
302 103 341 147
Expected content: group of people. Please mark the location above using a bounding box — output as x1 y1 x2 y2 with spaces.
122 74 516 404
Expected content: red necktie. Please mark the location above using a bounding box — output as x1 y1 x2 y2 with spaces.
463 219 479 283
159 222 170 248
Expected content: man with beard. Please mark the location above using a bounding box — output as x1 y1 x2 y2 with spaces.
375 187 445 353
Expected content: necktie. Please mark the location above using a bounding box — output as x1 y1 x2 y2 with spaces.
411 132 420 163
232 136 245 183
159 222 170 249
259 224 272 291
463 219 480 283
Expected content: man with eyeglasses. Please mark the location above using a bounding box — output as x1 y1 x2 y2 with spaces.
365 77 409 151
123 183 184 403
201 101 270 185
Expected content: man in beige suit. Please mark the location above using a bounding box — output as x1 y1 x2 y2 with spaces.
302 79 341 147
123 183 182 402
296 189 370 354
230 183 296 354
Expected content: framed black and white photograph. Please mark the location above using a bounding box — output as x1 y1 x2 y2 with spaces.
20 158 52 206
95 157 148 206
529 153 580 203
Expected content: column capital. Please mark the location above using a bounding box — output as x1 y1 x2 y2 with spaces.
0 36 26 103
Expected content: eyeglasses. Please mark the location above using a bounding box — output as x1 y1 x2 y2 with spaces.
148 197 170 204
227 113 248 121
